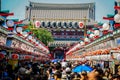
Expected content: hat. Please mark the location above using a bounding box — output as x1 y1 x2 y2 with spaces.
65 67 71 72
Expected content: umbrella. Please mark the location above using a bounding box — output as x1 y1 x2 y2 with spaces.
72 64 93 73
51 59 58 63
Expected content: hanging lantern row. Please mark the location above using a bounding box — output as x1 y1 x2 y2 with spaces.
34 21 85 28
68 46 120 61
67 6 120 57
10 53 49 61
66 43 81 55
66 19 110 55
2 19 49 54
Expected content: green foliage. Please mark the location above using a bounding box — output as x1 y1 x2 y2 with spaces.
27 21 54 46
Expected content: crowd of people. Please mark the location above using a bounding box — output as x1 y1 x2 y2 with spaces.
0 59 120 80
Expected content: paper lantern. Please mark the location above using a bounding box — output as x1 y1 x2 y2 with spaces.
33 38 36 43
69 22 72 27
102 23 110 30
28 35 32 40
80 41 85 46
79 22 84 28
63 22 67 27
11 54 19 60
52 21 56 27
102 23 110 35
35 21 40 28
57 22 62 27
114 14 120 23
84 37 90 42
6 20 14 27
89 33 94 39
6 20 14 31
94 30 100 36
47 21 51 27
22 31 28 37
41 21 46 27
94 30 100 38
16 27 23 34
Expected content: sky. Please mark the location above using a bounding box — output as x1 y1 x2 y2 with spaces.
2 0 115 23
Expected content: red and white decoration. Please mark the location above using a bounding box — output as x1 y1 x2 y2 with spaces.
79 22 84 28
102 23 110 35
35 21 40 28
94 30 100 38
84 37 90 44
114 14 120 28
89 33 94 39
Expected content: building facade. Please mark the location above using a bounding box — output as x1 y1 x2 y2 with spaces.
25 2 96 59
